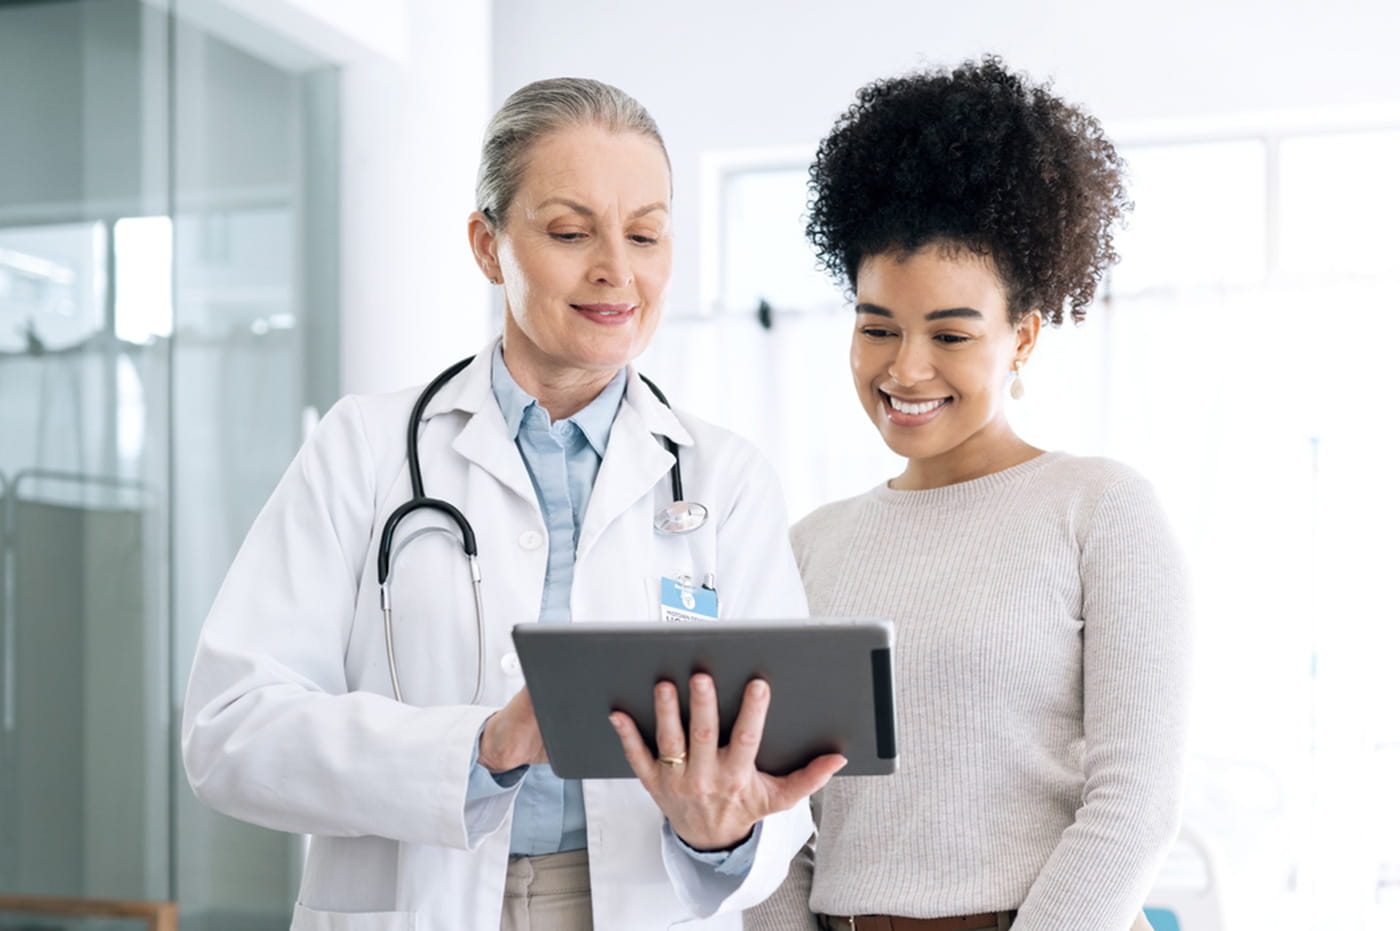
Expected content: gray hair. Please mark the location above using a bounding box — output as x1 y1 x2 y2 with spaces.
476 77 670 225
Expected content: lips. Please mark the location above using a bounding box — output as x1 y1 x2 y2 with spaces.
881 391 950 426
572 302 636 325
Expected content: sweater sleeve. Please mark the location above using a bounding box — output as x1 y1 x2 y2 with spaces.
742 830 821 931
1012 473 1192 930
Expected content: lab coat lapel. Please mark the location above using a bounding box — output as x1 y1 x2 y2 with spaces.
452 402 537 506
419 341 538 507
576 371 690 559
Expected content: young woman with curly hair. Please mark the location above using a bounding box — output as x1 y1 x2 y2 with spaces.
745 58 1189 931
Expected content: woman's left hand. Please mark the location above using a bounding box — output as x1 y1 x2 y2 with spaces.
609 673 847 851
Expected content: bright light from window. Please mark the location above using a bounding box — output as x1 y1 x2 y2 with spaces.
114 216 173 344
721 167 836 315
1278 131 1400 281
1114 140 1268 294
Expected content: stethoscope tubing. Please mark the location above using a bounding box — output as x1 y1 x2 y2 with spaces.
379 355 484 704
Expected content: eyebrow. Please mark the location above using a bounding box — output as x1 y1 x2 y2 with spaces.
536 198 669 219
855 303 984 321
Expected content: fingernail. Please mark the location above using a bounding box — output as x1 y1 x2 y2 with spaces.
608 713 623 729
751 679 769 699
694 675 711 693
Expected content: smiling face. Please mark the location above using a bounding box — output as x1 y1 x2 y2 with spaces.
851 245 1042 489
469 124 672 407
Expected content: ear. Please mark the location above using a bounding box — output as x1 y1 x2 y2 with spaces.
468 210 502 283
1014 309 1043 363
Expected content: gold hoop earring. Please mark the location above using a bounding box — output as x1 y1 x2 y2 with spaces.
1009 360 1026 400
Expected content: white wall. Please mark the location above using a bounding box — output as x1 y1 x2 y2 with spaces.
338 0 493 396
492 0 1400 318
218 0 493 397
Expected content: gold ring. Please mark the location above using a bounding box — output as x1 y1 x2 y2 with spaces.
658 753 687 768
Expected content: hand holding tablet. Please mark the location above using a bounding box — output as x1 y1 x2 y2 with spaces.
512 619 898 851
610 672 846 850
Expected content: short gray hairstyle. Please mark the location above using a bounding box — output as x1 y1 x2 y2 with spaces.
476 77 670 225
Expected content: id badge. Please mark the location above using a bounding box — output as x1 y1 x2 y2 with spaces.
660 575 719 623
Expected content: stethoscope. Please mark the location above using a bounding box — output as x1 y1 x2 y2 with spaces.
377 354 708 703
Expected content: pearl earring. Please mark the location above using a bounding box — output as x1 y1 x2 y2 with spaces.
1009 360 1026 400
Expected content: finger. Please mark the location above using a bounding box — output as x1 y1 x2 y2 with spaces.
652 680 687 764
765 753 849 812
609 711 660 792
686 674 720 770
723 677 771 770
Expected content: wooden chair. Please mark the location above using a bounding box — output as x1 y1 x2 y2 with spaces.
0 894 177 931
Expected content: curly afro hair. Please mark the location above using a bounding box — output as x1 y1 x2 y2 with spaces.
807 56 1129 326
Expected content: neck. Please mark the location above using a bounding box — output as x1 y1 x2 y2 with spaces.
892 427 1042 491
500 339 619 422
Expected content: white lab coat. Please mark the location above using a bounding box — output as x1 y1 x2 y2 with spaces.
181 342 814 930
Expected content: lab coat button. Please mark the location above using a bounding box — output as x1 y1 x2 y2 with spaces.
500 652 522 676
518 531 544 550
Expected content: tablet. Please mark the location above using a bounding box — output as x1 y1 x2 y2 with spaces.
511 619 897 780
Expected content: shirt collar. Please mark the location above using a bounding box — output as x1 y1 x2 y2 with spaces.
489 343 627 456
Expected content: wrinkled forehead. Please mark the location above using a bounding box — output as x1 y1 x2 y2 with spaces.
515 126 672 216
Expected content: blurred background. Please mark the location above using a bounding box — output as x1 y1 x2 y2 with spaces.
0 0 1395 928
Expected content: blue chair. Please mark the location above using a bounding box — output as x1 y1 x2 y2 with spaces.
1144 907 1182 931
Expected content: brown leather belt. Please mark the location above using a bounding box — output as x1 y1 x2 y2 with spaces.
825 912 1017 931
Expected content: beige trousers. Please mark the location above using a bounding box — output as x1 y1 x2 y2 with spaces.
499 848 593 931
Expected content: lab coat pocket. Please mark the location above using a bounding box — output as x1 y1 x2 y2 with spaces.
290 903 416 931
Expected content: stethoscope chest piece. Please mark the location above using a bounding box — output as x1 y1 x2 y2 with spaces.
654 500 708 535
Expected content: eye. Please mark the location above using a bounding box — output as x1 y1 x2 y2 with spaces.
933 333 971 344
858 325 896 339
550 231 587 243
628 234 659 246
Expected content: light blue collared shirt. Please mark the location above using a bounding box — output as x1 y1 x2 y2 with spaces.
468 345 756 874
478 345 623 854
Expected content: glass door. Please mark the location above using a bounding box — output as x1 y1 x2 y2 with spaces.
168 9 339 928
0 1 338 927
0 0 175 906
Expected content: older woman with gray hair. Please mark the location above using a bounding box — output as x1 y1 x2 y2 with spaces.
181 77 839 931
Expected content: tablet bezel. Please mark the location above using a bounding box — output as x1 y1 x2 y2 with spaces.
510 619 897 780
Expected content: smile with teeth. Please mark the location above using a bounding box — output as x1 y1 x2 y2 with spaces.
886 394 949 415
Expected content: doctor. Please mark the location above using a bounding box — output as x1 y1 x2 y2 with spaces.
181 77 843 931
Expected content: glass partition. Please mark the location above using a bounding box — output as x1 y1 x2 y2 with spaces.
0 1 338 927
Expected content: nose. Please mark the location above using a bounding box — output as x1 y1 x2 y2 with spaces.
887 337 934 386
590 232 633 288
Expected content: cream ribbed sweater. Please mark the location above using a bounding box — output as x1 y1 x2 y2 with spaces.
746 452 1191 931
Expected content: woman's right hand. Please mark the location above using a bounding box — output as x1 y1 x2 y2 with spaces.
477 687 549 773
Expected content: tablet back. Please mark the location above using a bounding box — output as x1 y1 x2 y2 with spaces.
511 619 897 779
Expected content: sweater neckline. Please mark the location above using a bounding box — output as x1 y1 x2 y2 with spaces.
871 450 1066 504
